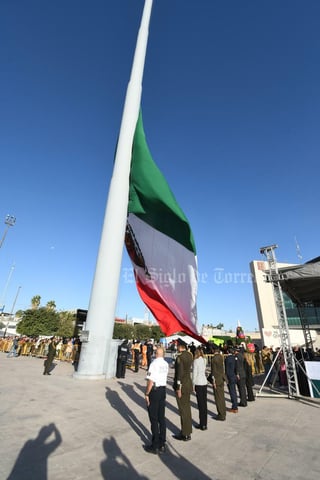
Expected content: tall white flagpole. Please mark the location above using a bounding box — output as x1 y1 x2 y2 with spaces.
75 0 153 379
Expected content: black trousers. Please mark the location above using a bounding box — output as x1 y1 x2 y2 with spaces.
195 384 207 427
237 377 247 406
43 357 54 374
134 351 140 372
246 377 255 401
147 387 166 449
116 358 127 378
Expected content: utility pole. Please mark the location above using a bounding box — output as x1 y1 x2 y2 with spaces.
0 263 15 312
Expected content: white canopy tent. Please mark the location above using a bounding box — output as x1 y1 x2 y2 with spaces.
161 334 203 347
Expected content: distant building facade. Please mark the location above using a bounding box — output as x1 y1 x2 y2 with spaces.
250 260 320 349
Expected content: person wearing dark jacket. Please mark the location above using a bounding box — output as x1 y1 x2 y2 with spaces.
225 348 238 412
43 337 57 375
146 340 154 369
235 347 247 407
116 340 129 378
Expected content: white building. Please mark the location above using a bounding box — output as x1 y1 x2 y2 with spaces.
250 260 320 349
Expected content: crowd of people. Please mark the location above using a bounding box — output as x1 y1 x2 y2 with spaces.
1 335 81 365
260 343 319 395
141 339 320 455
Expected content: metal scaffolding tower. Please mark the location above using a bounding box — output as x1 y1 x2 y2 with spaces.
259 244 300 398
297 303 313 352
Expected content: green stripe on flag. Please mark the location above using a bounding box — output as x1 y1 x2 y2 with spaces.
128 112 196 254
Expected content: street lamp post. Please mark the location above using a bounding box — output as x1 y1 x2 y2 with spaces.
0 262 16 314
3 285 21 338
0 214 16 249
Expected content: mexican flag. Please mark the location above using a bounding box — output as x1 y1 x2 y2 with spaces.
125 112 203 342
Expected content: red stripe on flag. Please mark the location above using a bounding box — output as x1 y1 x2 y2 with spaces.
135 276 206 344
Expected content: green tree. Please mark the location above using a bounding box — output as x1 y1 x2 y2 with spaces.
31 295 41 310
57 311 75 337
17 307 59 336
149 325 163 342
112 322 164 342
134 323 151 341
113 323 135 340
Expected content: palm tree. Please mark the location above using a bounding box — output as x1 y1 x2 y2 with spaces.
46 300 56 311
31 295 41 310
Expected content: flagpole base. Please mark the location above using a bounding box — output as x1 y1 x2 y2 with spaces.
73 372 106 381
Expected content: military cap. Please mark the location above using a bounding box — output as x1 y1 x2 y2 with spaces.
176 338 187 347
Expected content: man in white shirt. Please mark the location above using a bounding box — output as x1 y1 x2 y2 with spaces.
144 346 169 454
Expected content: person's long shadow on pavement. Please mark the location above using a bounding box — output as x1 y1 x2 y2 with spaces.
159 443 216 480
114 385 215 479
118 382 146 409
105 387 149 443
120 382 180 436
100 436 148 480
7 423 62 480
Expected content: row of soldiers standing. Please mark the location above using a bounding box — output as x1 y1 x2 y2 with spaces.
172 341 256 441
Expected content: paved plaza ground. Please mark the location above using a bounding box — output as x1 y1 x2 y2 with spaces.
0 352 319 480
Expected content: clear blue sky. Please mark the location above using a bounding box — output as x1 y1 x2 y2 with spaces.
1 0 319 333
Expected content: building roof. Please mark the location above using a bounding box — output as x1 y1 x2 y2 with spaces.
278 257 320 305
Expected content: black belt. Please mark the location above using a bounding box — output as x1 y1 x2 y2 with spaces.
152 385 166 390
